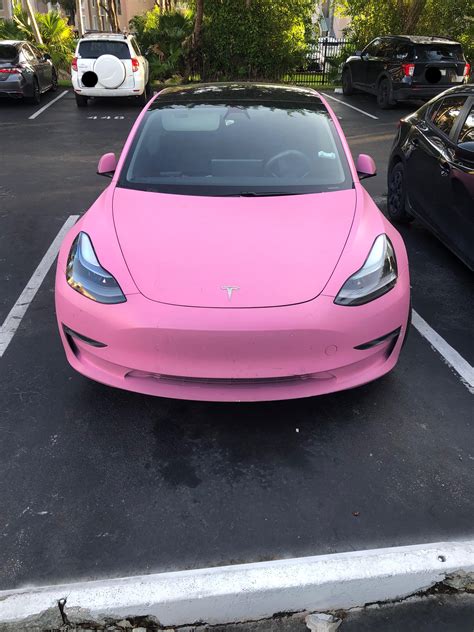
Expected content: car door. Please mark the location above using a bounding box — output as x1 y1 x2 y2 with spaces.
360 38 384 91
448 100 474 265
352 38 380 87
366 38 392 89
405 94 469 243
26 44 47 89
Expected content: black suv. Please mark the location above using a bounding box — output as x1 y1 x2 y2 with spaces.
342 36 470 108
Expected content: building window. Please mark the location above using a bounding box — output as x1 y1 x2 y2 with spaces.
0 0 4 11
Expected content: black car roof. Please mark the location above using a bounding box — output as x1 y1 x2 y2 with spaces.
384 35 461 45
152 83 323 106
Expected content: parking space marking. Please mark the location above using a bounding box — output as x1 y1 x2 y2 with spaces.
324 94 379 120
412 310 474 393
28 90 68 120
0 215 79 358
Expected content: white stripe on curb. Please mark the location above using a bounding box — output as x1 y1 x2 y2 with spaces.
324 93 379 120
0 215 79 358
0 541 473 626
29 90 68 120
412 310 474 393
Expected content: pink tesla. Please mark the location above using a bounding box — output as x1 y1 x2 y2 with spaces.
55 83 410 401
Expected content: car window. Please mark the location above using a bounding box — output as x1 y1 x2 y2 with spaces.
363 39 381 57
78 40 131 59
30 45 44 60
458 106 474 143
378 39 394 58
414 44 464 62
393 41 411 60
130 38 141 56
22 45 37 63
119 102 353 197
0 44 19 61
430 96 467 137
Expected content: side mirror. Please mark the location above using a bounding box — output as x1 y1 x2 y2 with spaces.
457 141 474 160
43 52 51 61
356 153 376 180
354 50 363 57
97 152 117 178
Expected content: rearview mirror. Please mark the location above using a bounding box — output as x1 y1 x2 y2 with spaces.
356 153 376 180
97 152 117 178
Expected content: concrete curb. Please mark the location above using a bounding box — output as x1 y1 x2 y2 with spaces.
1 541 473 627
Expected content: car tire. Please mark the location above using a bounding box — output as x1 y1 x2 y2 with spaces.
28 78 41 105
50 69 58 92
387 162 413 223
75 93 88 108
377 78 394 109
136 83 151 107
342 68 354 95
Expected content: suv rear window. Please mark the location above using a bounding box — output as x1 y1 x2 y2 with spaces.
414 44 464 62
0 45 19 61
78 40 131 59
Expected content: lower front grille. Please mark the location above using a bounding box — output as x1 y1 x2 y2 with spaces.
125 370 335 386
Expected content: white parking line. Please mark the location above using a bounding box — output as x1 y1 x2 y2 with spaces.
324 93 379 120
28 90 68 120
412 310 474 393
0 540 473 626
0 215 79 358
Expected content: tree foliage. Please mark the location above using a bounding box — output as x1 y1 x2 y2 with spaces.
337 0 474 60
0 4 75 71
194 0 314 80
130 9 193 81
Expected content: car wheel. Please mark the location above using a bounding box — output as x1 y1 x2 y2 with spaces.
50 69 58 92
387 162 413 223
75 93 88 108
377 78 394 109
28 78 41 105
136 83 151 107
342 68 354 95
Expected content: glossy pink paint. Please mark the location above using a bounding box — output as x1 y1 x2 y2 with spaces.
55 87 410 402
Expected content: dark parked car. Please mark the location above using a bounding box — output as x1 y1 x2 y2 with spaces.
342 36 471 109
387 85 474 269
0 39 58 104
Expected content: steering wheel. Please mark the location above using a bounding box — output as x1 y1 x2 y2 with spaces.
264 150 312 179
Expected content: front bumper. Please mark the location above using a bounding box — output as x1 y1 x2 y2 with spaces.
55 272 410 402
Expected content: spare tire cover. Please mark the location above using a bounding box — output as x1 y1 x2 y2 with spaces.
94 54 126 88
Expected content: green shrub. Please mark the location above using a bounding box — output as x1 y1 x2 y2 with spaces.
130 9 193 81
198 0 314 81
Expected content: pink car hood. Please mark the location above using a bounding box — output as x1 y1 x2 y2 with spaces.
112 188 356 308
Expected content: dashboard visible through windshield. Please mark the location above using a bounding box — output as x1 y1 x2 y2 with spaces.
118 101 353 196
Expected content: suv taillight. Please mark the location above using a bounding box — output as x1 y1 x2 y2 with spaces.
463 62 471 77
131 58 139 72
0 67 21 74
402 63 415 77
72 56 78 72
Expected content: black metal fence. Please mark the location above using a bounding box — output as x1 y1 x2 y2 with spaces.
280 38 350 86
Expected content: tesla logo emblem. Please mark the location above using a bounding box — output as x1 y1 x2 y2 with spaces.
222 286 240 300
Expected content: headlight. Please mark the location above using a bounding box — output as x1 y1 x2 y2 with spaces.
66 232 126 304
334 234 397 306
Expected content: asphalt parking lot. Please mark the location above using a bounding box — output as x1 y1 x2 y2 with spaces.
0 88 472 592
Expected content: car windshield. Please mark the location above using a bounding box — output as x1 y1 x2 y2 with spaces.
118 102 352 196
0 45 19 61
414 44 464 62
78 40 130 59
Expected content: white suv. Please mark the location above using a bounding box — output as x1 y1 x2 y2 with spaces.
72 32 151 107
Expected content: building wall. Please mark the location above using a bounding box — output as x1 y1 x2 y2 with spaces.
117 0 155 31
0 0 13 19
